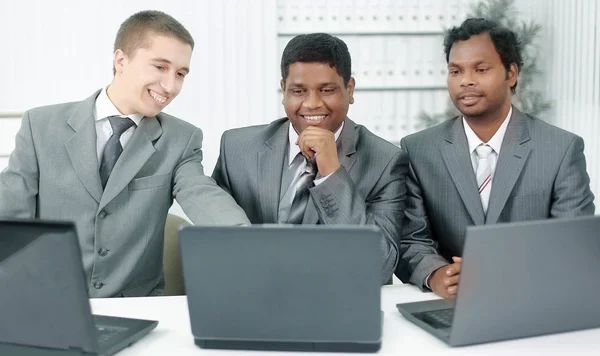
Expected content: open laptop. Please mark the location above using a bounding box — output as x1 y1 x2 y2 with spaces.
179 225 383 352
0 219 158 355
396 215 600 346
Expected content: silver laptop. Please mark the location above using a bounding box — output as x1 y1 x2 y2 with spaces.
0 219 158 355
179 225 383 352
396 215 600 346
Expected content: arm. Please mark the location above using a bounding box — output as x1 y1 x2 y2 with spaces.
0 111 39 218
174 128 250 226
395 141 448 290
309 150 407 285
550 135 595 216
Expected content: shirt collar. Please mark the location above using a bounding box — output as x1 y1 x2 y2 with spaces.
94 86 144 126
463 106 512 155
288 120 345 166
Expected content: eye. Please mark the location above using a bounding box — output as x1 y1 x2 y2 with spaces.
154 65 165 71
291 89 304 95
177 72 186 78
321 88 335 93
476 68 490 73
448 69 460 75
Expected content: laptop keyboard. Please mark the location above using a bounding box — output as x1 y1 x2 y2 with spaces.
96 324 129 344
414 308 454 329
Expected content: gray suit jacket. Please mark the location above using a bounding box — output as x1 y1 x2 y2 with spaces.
396 107 595 289
0 90 250 297
212 118 408 284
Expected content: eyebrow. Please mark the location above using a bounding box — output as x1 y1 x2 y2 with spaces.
153 58 190 74
287 82 339 87
448 59 489 67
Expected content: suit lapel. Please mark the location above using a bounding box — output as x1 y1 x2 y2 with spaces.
257 121 288 223
302 118 357 224
65 91 103 203
485 108 531 224
441 118 486 225
99 116 162 210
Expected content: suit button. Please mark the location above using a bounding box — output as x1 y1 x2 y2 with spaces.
320 197 327 203
98 248 109 257
98 211 107 219
93 282 104 290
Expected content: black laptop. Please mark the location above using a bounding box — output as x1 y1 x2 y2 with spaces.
0 219 158 355
179 225 383 353
396 215 600 346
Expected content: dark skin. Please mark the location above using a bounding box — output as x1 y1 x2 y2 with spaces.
429 33 518 298
281 62 355 176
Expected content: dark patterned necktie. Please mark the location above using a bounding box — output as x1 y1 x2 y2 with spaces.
99 116 135 188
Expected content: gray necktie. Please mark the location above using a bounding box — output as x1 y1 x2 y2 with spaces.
99 116 135 188
281 155 317 224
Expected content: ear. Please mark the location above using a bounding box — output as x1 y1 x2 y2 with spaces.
113 49 127 75
280 79 285 104
507 63 518 87
347 77 355 105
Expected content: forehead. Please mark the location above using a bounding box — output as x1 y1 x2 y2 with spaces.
134 34 192 64
285 62 343 85
448 33 501 65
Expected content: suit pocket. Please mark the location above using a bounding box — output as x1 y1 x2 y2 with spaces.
129 173 171 190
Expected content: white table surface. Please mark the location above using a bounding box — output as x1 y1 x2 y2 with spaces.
90 284 599 355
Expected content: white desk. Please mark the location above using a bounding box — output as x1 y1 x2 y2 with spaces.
91 285 599 355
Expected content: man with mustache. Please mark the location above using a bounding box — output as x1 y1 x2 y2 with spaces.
212 33 408 284
395 18 595 298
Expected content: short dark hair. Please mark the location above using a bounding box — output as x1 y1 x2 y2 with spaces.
113 10 194 74
280 33 352 87
443 18 523 94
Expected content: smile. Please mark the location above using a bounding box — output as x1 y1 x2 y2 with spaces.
149 90 167 104
301 114 327 122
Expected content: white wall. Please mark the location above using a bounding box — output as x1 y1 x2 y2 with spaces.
1 0 598 218
515 0 600 213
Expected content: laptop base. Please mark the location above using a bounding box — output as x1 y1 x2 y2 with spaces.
0 342 94 356
195 338 381 353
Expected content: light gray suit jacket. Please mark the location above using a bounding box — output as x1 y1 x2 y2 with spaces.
212 118 408 284
0 90 250 297
396 107 595 289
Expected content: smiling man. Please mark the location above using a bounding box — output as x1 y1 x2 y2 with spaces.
395 18 595 298
0 10 249 297
212 33 408 284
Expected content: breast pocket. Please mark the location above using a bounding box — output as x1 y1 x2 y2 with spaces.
129 173 172 191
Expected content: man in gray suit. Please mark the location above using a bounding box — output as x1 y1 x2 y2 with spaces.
212 33 408 284
0 11 249 297
396 18 595 298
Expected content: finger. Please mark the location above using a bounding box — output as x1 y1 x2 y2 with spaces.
444 275 459 288
447 284 459 295
445 263 460 277
452 256 463 263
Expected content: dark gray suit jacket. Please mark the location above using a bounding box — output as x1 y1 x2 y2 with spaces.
0 90 250 297
212 118 408 284
396 107 595 289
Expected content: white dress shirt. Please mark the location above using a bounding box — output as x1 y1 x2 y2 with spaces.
287 121 344 186
463 106 512 179
94 87 144 163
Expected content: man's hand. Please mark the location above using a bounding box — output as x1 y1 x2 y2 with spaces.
428 257 463 298
296 126 341 176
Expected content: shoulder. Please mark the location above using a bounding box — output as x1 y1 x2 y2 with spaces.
352 122 401 159
221 118 288 147
400 118 456 152
524 113 580 146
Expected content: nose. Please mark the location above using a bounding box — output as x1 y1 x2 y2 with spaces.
302 90 324 110
460 70 475 88
161 73 178 95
